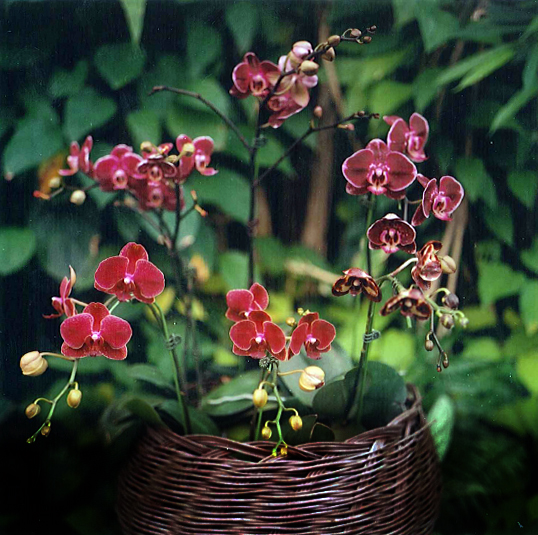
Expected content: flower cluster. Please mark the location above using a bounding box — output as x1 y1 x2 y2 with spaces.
226 283 336 361
58 135 217 212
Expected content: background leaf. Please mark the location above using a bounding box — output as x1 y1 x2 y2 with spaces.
94 43 146 90
428 394 456 460
0 227 36 275
119 0 147 44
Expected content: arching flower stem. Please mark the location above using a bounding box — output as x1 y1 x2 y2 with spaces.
253 365 274 441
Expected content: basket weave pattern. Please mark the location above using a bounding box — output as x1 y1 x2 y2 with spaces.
117 387 441 535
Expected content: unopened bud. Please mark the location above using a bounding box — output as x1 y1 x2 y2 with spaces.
140 141 154 153
355 110 366 117
289 415 303 431
350 28 362 38
298 366 325 392
70 190 86 206
443 292 459 309
321 47 335 62
252 388 268 409
261 426 272 440
292 40 312 60
41 422 51 437
367 25 377 33
345 124 355 131
361 36 372 44
20 351 48 377
285 317 297 327
313 106 323 119
442 352 450 369
180 142 195 158
67 388 82 409
439 255 457 274
425 338 434 351
299 60 319 76
25 403 41 419
327 35 341 47
460 317 469 329
49 176 62 189
440 314 455 329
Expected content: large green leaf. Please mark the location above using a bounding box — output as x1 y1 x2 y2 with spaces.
507 170 538 208
187 21 222 78
218 251 249 291
477 262 526 306
417 5 459 53
520 281 538 335
516 351 538 395
254 236 287 275
48 60 89 99
484 204 514 246
127 364 174 393
63 87 117 141
0 227 36 275
368 80 414 119
3 115 64 177
428 394 455 460
158 400 219 435
521 239 538 275
119 0 147 44
413 67 443 112
489 85 538 134
126 109 162 149
122 396 165 427
454 157 496 208
226 2 258 52
94 43 146 90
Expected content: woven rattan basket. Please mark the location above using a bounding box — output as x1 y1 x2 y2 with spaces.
117 385 441 535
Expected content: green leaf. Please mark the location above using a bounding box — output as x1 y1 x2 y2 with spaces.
219 251 248 290
187 21 222 78
119 0 147 44
392 0 416 27
417 5 459 53
520 281 538 335
454 45 515 92
3 116 64 177
516 351 538 394
94 43 146 90
413 67 443 112
0 227 36 275
368 80 414 118
312 377 348 420
507 170 538 208
0 107 15 139
257 136 293 175
368 328 416 373
460 306 497 331
490 85 538 134
484 204 514 246
454 157 496 208
477 262 526 306
254 236 287 275
126 109 161 148
201 370 261 416
158 400 219 435
523 43 538 89
48 61 89 99
428 394 455 460
122 396 165 427
521 239 538 275
462 337 502 361
63 87 117 141
189 170 250 223
310 422 335 442
127 364 174 393
226 2 258 52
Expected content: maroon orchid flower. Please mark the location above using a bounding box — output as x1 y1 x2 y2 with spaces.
411 240 443 291
332 268 382 302
230 311 287 360
93 144 144 191
380 288 432 320
342 139 417 200
411 175 465 226
43 266 77 319
288 312 336 360
385 113 429 162
226 283 269 322
59 136 93 177
94 243 165 304
230 52 280 99
175 135 218 183
131 180 180 212
60 302 132 360
136 144 177 185
266 91 306 128
367 213 416 254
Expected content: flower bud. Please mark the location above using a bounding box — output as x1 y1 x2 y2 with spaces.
180 142 195 158
299 60 319 76
292 41 312 60
367 25 377 33
261 426 272 440
70 190 86 206
67 388 82 409
20 351 48 377
460 317 469 329
442 352 450 369
41 422 51 437
442 292 459 309
140 141 154 153
313 106 323 119
49 176 62 189
327 35 341 47
289 415 303 431
321 47 335 62
298 366 325 392
252 388 268 409
439 255 457 274
425 338 434 352
361 35 372 44
440 314 455 329
25 403 41 419
350 29 362 38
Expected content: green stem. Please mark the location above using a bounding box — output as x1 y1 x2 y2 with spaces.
152 302 192 435
252 366 272 441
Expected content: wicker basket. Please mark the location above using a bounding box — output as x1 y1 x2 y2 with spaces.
117 385 441 535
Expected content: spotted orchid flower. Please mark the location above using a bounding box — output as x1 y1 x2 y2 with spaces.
332 268 382 302
230 52 280 99
367 213 416 254
385 113 429 162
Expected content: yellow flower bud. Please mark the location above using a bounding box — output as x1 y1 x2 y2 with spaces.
252 388 268 409
67 388 82 409
439 255 457 274
20 351 48 377
321 47 335 62
70 190 86 206
289 415 303 431
180 143 195 158
327 35 341 47
299 60 319 76
25 403 41 419
261 426 272 440
313 106 323 119
140 141 154 153
298 366 325 392
48 176 62 189
41 422 51 437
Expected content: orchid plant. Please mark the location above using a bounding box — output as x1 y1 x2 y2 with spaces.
21 25 467 454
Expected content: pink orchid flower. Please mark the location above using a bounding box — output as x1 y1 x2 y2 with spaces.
131 180 180 212
343 139 417 200
230 311 287 360
367 213 417 254
60 302 132 360
175 135 218 183
230 52 280 99
411 175 465 226
266 91 305 128
94 243 165 304
385 113 429 162
43 266 77 319
59 136 93 177
136 143 177 185
93 144 144 191
288 312 336 360
225 283 269 322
